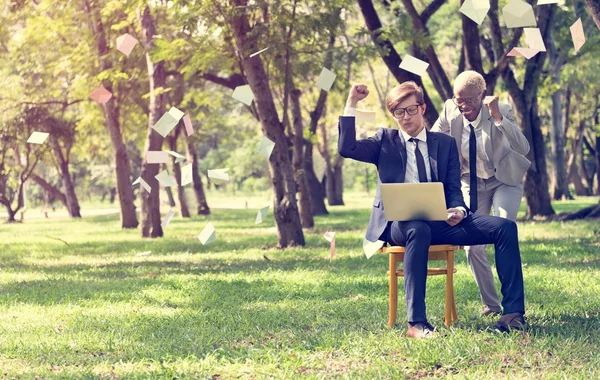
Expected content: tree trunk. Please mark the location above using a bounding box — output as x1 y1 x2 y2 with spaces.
584 0 600 30
58 159 82 217
138 6 164 238
30 174 68 209
502 5 555 218
399 0 453 100
547 24 571 200
594 135 600 194
327 155 345 206
302 32 335 217
357 0 439 126
461 10 484 74
580 140 594 194
84 0 138 229
168 131 190 218
230 0 304 247
6 208 16 223
291 89 314 228
567 120 590 196
184 137 210 215
303 143 328 215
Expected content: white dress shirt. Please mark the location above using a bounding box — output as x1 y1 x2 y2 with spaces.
461 109 497 179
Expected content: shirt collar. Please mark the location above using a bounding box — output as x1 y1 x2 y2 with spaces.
400 126 428 143
463 108 483 129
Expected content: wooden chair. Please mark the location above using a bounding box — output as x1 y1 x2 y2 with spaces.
381 245 460 328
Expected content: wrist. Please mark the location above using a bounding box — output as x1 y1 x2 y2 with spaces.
346 98 358 108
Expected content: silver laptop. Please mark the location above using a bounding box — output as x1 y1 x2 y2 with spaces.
380 183 448 221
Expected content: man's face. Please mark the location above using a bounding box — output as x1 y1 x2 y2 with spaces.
392 95 426 137
454 86 485 122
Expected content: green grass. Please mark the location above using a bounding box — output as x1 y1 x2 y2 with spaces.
1 194 599 378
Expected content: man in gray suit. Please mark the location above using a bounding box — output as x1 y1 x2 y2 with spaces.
431 71 530 317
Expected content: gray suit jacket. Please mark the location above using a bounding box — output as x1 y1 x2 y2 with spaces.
431 100 530 186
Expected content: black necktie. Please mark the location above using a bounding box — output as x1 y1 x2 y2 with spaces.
469 124 478 212
408 138 428 183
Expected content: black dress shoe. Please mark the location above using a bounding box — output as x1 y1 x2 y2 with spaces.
407 321 437 339
492 312 528 333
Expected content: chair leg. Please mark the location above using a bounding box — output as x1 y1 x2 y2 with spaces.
444 253 451 327
447 249 457 325
388 254 398 328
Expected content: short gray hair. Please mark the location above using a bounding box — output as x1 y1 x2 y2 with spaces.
454 70 486 95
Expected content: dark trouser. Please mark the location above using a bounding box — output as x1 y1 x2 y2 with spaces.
381 214 525 324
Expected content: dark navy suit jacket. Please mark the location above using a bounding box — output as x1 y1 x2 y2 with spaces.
337 116 468 242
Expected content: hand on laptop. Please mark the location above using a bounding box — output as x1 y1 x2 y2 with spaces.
445 208 464 226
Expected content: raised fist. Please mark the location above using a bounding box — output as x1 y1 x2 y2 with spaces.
347 84 369 107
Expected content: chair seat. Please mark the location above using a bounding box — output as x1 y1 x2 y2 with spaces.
392 268 458 276
382 245 460 253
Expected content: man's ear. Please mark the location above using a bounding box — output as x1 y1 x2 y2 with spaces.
421 103 427 115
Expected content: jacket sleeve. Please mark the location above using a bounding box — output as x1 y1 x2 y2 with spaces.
445 139 469 211
430 100 450 134
337 116 382 165
496 104 529 156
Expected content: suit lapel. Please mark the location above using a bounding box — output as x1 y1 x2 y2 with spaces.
392 130 407 183
450 109 463 151
426 130 439 182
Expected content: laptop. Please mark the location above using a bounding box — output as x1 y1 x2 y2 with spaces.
380 183 448 221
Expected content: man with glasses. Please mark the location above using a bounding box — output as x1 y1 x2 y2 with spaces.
431 71 530 319
338 81 526 338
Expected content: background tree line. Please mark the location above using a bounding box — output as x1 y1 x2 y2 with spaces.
0 0 599 248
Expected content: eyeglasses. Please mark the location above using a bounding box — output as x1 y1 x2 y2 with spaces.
392 104 421 119
452 96 480 107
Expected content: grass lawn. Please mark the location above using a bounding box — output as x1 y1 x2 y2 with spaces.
1 193 599 378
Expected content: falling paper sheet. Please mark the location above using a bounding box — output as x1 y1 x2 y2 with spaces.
255 204 270 224
132 176 151 193
166 150 186 164
27 131 49 144
399 55 429 77
324 231 336 262
363 238 385 259
524 28 546 52
183 114 194 136
570 18 585 53
155 170 177 187
135 251 152 257
198 222 216 245
232 85 254 106
507 47 540 59
502 0 536 28
257 136 275 159
460 0 490 25
116 33 138 56
315 67 337 92
249 47 269 57
89 87 112 104
168 107 185 120
207 168 230 185
313 150 327 182
181 163 193 186
356 109 376 123
146 151 170 164
161 209 176 228
152 107 185 138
